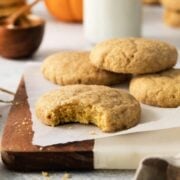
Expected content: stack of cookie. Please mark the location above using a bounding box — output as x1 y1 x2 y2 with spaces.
41 38 179 108
0 0 26 18
36 38 179 133
162 0 180 27
41 52 129 86
90 38 179 108
143 0 161 5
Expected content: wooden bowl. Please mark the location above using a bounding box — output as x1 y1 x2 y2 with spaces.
0 14 45 59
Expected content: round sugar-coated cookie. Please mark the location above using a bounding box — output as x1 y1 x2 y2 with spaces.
41 52 129 86
164 9 180 27
90 38 178 74
129 69 180 108
35 85 141 132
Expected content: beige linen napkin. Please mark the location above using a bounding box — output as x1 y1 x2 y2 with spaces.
134 155 180 180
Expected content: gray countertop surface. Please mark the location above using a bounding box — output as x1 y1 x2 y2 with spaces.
0 2 180 179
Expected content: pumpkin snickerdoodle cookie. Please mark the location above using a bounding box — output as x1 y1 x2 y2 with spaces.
130 69 180 108
35 85 141 132
41 52 129 85
90 38 178 74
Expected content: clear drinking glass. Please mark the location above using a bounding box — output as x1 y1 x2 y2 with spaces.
84 0 142 43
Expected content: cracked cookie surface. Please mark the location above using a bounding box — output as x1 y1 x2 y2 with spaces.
129 69 180 107
41 52 129 85
35 85 141 132
90 38 177 74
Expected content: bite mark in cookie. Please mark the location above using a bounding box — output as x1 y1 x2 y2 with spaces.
35 85 141 132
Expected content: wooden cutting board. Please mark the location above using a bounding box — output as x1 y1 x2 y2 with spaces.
1 79 94 171
2 78 180 171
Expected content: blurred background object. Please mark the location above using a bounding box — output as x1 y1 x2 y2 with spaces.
161 0 180 28
0 0 26 18
0 0 45 59
84 0 142 44
164 10 180 28
45 0 83 22
0 14 45 59
143 0 161 5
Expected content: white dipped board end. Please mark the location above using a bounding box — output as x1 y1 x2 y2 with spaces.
94 51 180 169
94 127 180 169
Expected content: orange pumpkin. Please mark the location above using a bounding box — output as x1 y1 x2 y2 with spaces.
45 0 83 22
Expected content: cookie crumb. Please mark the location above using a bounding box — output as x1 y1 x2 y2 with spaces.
14 121 18 125
62 172 72 180
14 101 20 105
42 171 49 178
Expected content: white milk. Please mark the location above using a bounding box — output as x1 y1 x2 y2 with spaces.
84 0 142 43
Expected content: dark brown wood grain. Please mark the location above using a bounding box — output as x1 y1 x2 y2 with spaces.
1 79 94 171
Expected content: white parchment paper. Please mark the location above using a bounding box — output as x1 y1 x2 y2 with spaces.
24 60 180 147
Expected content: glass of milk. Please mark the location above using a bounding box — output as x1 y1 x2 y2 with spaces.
84 0 142 43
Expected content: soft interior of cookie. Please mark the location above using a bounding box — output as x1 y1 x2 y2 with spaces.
44 102 140 132
46 103 104 130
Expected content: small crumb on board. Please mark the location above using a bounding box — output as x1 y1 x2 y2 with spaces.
42 171 50 180
42 171 49 177
62 172 72 180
